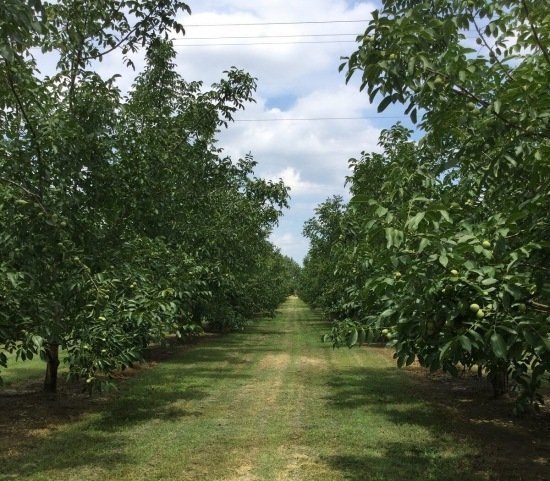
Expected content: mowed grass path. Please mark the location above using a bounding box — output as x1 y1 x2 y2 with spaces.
1 297 548 481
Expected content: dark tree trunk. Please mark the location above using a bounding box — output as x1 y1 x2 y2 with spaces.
490 367 509 398
44 343 60 393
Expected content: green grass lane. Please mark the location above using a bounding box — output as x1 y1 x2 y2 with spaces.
0 297 543 480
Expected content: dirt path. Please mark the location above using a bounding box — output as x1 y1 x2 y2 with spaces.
1 297 549 481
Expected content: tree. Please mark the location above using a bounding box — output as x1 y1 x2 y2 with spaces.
299 196 346 314
0 1 292 392
303 0 549 411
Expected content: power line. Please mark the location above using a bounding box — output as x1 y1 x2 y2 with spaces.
173 40 357 47
175 33 360 40
184 19 370 27
233 116 407 122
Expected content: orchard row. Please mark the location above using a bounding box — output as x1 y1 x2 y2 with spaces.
0 1 299 392
299 0 549 413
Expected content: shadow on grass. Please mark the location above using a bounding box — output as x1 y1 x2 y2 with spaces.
0 330 262 479
0 431 130 480
323 363 550 481
92 386 208 432
325 445 484 481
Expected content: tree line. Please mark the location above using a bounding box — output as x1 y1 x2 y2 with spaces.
300 0 549 413
0 0 299 392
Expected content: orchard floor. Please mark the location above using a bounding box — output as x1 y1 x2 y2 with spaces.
1 297 549 481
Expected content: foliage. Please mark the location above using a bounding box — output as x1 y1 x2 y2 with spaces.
0 1 293 391
301 0 549 412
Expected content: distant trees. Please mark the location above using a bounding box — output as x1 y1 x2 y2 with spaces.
1 1 294 392
301 0 549 411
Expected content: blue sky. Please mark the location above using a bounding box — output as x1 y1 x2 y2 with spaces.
39 0 417 263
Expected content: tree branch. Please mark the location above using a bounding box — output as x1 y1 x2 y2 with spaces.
81 4 161 63
528 299 550 313
4 66 46 199
521 0 550 65
0 176 48 213
472 19 515 83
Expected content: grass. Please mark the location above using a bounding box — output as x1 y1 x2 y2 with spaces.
0 297 548 481
0 351 68 387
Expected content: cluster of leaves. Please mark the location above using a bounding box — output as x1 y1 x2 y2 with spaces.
0 1 296 391
300 0 549 412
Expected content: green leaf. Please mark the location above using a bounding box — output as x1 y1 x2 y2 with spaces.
418 238 430 253
347 329 359 347
380 308 395 318
439 210 452 223
406 211 425 230
378 95 393 113
458 335 472 352
408 57 415 75
375 206 388 217
439 340 454 361
490 333 507 359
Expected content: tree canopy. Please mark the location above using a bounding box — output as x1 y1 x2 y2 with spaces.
301 0 549 412
1 0 295 392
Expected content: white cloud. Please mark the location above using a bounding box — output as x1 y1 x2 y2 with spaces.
268 167 325 195
269 231 310 264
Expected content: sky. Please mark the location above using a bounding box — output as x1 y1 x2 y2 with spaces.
41 0 416 263
162 0 416 264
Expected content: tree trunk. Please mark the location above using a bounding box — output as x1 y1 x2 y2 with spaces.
490 367 509 398
44 343 60 393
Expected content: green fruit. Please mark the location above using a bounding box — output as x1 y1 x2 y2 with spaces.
381 328 389 335
482 240 491 248
450 269 459 276
394 271 402 278
469 303 481 312
518 303 526 313
476 309 485 319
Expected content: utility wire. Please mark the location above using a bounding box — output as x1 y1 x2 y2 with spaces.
173 40 357 47
175 33 361 40
184 19 370 27
233 116 407 122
